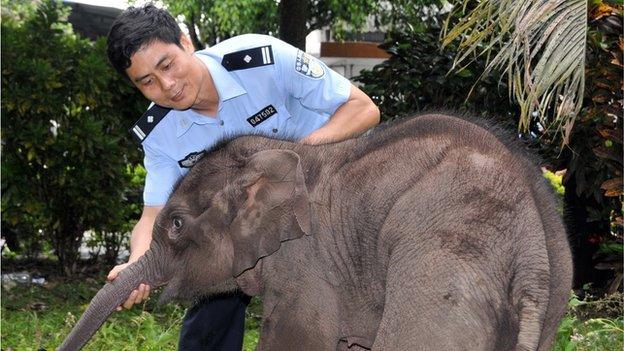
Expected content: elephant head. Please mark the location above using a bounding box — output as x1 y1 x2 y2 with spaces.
58 143 312 350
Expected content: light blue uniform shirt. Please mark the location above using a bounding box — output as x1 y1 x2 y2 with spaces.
135 34 352 206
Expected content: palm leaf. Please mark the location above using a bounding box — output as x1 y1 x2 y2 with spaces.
442 0 587 144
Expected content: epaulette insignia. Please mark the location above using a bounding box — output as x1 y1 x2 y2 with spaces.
130 104 171 143
222 45 274 71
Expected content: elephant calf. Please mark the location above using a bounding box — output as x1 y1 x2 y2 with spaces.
59 113 573 351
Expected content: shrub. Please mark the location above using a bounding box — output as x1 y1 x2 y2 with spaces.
354 7 519 121
553 291 624 350
1 0 146 273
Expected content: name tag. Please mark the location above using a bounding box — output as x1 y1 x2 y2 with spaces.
247 105 277 127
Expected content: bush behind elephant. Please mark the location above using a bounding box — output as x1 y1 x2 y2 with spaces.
58 112 573 350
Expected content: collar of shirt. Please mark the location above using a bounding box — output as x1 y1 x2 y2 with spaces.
176 52 247 138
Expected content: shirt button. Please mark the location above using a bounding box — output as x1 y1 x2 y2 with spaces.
220 120 224 126
272 128 278 133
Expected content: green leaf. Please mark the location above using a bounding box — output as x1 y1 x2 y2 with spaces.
457 69 473 78
26 149 36 161
564 341 577 351
569 296 587 308
442 0 588 144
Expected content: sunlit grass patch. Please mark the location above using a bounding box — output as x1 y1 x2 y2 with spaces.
1 277 261 350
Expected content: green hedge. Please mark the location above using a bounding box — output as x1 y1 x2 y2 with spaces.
1 0 147 273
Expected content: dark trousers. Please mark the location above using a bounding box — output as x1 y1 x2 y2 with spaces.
178 293 251 351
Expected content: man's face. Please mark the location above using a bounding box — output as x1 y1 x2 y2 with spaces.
126 36 204 110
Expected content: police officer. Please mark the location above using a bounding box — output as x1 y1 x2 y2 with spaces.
105 4 380 351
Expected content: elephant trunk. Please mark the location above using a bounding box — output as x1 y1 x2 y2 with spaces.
57 247 169 351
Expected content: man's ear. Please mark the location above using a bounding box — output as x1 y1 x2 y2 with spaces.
229 149 311 276
179 34 195 52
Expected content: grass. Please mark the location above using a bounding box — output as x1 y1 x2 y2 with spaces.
1 268 622 350
552 291 624 351
1 273 262 351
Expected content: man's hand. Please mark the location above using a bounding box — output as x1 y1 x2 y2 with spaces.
107 262 151 310
299 133 326 145
299 85 380 145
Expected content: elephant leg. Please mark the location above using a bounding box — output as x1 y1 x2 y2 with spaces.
372 246 512 351
257 289 342 351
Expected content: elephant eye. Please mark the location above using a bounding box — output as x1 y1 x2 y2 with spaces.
173 217 183 229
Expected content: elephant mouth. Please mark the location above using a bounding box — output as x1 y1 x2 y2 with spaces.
157 275 240 305
157 280 181 304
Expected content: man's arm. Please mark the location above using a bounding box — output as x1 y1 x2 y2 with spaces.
107 205 162 310
299 85 380 145
128 205 162 261
267 36 379 144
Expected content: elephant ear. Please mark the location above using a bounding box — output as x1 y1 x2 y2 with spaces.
230 149 311 277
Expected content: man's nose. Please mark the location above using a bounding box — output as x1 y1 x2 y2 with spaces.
161 75 175 91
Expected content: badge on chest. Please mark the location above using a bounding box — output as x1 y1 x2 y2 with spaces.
178 151 206 168
247 105 277 127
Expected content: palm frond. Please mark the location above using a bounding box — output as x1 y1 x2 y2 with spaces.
442 0 587 144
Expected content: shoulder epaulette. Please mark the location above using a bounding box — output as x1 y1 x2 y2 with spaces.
130 104 171 143
221 45 274 71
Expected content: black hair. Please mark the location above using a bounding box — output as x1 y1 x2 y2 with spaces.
106 4 183 77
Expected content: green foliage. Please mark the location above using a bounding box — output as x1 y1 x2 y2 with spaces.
542 169 565 215
156 0 379 48
561 2 622 289
161 0 279 47
243 297 262 350
1 0 146 273
355 5 518 121
570 2 623 203
598 240 624 255
371 0 445 34
553 291 624 350
307 0 380 41
86 164 146 265
543 170 565 197
443 0 587 142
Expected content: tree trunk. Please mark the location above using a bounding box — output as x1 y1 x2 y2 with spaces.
185 11 205 50
54 226 83 276
279 0 309 50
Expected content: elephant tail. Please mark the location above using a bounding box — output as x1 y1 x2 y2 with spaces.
514 288 549 351
509 173 573 351
510 220 552 351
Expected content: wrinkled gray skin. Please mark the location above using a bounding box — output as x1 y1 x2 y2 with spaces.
59 113 572 351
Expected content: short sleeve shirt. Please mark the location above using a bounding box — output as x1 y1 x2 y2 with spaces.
135 34 352 206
